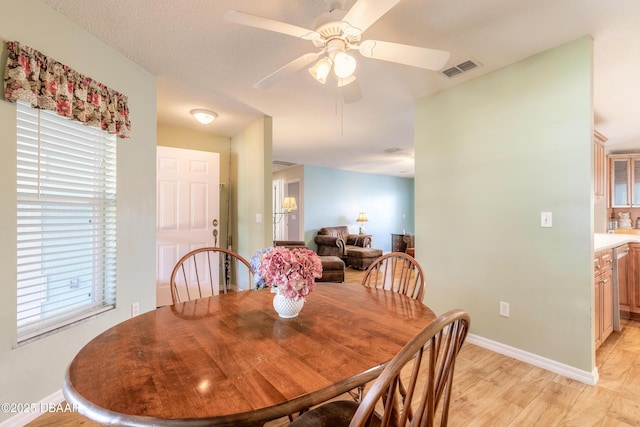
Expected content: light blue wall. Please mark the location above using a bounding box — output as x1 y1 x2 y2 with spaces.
303 165 414 252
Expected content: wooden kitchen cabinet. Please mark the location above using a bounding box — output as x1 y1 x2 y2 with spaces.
624 243 640 320
594 249 613 349
608 153 640 208
617 245 631 317
594 130 607 201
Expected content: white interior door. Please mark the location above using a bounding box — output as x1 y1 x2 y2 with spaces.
156 146 220 307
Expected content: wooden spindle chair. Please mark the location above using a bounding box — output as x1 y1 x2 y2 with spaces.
360 252 425 301
289 309 470 427
169 247 254 303
348 251 426 401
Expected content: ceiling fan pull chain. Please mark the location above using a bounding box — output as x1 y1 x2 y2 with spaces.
334 86 344 137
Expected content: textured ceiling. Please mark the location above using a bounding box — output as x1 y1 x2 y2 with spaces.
43 0 640 176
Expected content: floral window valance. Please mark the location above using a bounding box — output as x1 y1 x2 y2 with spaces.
4 41 131 138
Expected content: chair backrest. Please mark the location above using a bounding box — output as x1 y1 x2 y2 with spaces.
319 226 350 240
274 240 307 249
360 252 425 301
169 247 254 303
349 309 470 427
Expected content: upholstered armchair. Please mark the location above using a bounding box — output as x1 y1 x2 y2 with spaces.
314 226 371 257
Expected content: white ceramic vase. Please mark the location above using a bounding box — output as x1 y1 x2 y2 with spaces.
272 288 304 318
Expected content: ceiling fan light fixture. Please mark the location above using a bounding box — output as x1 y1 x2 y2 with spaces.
309 57 333 84
337 74 356 87
333 51 356 78
190 109 217 125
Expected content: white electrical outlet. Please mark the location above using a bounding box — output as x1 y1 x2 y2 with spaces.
499 301 510 317
131 302 140 317
541 211 552 228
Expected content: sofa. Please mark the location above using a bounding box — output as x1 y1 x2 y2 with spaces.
274 240 345 283
314 226 372 258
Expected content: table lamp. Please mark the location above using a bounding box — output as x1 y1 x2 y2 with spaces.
356 212 368 235
281 197 297 212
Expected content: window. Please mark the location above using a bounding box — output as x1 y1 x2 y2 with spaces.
16 102 117 343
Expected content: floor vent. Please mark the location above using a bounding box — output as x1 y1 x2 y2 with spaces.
442 59 481 78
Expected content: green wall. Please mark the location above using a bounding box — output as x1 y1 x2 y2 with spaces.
415 38 594 371
0 1 157 422
303 165 415 252
232 116 273 272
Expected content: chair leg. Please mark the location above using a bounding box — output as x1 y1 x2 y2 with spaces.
288 407 309 421
347 385 364 402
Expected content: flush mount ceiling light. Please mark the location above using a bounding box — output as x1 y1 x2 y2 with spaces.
190 109 217 125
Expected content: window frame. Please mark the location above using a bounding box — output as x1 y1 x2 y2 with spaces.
16 102 117 343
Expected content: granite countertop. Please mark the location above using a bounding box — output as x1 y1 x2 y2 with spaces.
595 232 640 252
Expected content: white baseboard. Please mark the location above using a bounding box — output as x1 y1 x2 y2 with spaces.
466 333 599 386
0 389 65 427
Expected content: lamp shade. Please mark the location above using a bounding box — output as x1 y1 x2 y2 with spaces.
309 58 333 84
337 74 356 87
356 212 368 223
282 197 297 212
333 52 357 79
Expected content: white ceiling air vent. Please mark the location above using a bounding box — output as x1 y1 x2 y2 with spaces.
272 160 297 171
441 59 481 78
273 160 297 167
383 147 402 154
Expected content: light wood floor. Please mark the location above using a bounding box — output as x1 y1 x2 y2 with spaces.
27 267 640 426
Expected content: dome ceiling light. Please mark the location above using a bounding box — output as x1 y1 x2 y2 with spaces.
190 109 217 125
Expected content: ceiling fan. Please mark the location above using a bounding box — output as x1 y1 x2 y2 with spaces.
224 0 450 101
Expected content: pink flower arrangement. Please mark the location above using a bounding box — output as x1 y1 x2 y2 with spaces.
256 247 323 301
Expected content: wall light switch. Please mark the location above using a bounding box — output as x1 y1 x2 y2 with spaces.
499 301 510 317
256 213 262 223
541 211 552 228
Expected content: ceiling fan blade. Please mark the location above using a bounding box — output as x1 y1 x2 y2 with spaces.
225 11 321 41
341 78 363 104
254 52 321 89
341 0 402 35
358 40 450 70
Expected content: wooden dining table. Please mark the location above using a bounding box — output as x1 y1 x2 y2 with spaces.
62 283 436 426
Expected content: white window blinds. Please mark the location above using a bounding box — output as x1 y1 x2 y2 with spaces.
16 102 117 342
